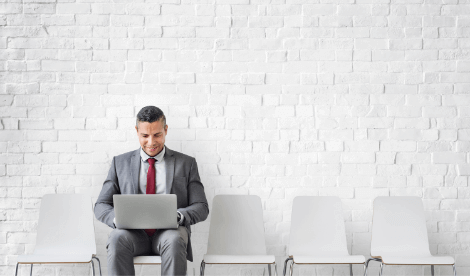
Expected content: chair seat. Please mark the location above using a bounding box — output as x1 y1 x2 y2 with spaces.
17 254 92 264
134 256 162 264
380 255 455 265
203 254 275 264
293 255 365 264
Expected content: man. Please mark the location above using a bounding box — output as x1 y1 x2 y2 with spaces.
94 106 209 276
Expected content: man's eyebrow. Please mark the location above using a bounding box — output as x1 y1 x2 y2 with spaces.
141 131 163 136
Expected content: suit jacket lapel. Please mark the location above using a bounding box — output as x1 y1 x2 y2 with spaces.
165 146 175 194
130 149 141 194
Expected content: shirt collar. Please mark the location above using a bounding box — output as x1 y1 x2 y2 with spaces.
140 146 165 163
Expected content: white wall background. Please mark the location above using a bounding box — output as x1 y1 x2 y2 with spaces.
1 0 470 275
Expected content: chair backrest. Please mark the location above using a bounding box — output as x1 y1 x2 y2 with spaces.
288 196 349 256
371 197 431 257
34 194 96 255
206 195 267 255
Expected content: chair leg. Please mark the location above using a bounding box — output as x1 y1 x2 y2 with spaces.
289 260 294 276
92 257 102 276
453 264 457 276
200 260 205 276
268 264 272 276
283 257 292 276
350 263 353 276
90 260 95 276
363 258 382 276
30 264 33 276
363 258 372 276
379 263 384 276
15 263 19 276
274 263 278 276
431 265 434 276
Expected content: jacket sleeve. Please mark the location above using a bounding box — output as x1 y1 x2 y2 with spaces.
177 158 209 227
94 157 120 229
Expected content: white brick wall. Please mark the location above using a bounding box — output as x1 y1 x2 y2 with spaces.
1 0 470 275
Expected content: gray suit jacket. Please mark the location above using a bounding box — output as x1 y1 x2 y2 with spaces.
94 146 209 262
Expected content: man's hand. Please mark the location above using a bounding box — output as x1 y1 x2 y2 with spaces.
177 211 184 225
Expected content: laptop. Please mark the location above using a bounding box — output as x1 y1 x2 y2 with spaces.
113 194 178 229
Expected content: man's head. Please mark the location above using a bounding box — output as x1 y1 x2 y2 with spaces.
135 106 168 157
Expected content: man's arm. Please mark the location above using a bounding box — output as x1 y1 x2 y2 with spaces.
177 158 209 226
94 157 120 229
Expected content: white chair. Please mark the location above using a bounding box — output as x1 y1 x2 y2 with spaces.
283 196 365 276
133 255 161 276
365 196 456 276
133 255 161 266
15 194 101 276
200 195 277 276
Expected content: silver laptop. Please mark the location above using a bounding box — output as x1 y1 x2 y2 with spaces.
113 194 178 229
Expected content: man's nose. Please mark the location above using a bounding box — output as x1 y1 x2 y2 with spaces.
148 137 157 145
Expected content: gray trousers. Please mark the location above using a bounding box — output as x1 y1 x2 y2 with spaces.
107 226 188 276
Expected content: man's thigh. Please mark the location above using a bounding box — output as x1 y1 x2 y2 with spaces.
107 229 152 256
152 226 189 255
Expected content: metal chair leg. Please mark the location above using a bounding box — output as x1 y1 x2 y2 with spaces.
289 260 294 276
453 264 457 276
379 263 384 276
350 263 353 276
268 264 272 276
363 258 372 276
274 263 278 276
90 260 95 276
363 258 382 276
431 265 434 276
200 260 205 276
15 263 19 276
92 257 102 276
30 264 33 276
283 257 292 276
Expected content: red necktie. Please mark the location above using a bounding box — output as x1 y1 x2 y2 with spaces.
145 158 156 236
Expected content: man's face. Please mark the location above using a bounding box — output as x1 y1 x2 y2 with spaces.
135 120 168 157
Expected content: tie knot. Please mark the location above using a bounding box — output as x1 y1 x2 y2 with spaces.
148 158 156 165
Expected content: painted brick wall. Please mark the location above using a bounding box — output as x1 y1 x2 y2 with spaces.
1 0 470 275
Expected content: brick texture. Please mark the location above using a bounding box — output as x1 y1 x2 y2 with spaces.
1 1 469 275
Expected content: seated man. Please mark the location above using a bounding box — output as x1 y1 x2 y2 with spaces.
94 106 209 276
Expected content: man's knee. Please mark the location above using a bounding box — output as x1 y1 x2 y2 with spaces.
107 229 134 253
160 229 188 253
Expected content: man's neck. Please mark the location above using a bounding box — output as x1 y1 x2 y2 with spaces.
141 146 165 159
